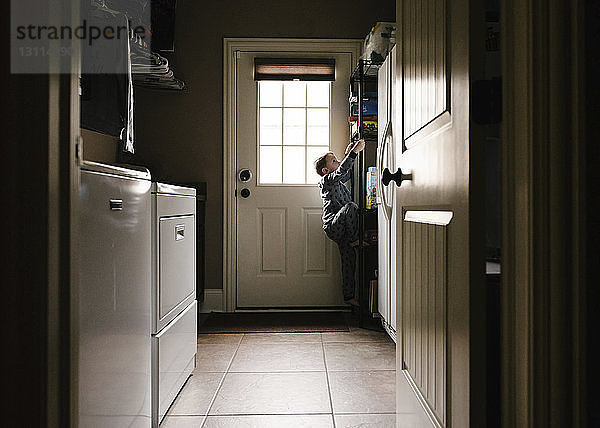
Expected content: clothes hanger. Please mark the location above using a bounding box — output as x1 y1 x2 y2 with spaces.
90 0 120 16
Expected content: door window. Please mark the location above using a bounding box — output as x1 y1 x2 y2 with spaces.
258 81 330 184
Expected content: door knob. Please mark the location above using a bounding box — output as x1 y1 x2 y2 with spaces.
382 168 412 187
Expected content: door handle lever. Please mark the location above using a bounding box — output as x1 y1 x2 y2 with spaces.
109 199 123 210
382 168 412 187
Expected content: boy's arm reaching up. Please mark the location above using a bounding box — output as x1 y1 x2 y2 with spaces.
340 168 352 183
323 139 365 184
340 141 357 182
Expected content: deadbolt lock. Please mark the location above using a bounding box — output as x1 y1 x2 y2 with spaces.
239 169 252 182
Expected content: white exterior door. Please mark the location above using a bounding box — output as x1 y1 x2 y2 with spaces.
235 51 353 308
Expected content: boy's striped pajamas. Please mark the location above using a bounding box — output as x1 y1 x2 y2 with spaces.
318 152 359 301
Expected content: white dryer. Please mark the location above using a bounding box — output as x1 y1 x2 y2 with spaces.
151 183 197 426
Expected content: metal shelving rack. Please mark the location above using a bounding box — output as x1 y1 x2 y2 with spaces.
349 60 383 330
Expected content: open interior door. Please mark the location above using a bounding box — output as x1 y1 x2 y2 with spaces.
394 0 486 426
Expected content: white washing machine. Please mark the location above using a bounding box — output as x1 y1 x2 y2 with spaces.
151 183 198 426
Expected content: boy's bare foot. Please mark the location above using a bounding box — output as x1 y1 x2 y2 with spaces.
344 298 360 307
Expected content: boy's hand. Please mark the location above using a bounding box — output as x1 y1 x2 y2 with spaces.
352 139 366 154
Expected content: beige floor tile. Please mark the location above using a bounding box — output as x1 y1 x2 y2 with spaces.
334 413 396 427
202 414 334 427
240 333 322 344
166 372 225 416
322 328 392 344
324 342 396 371
197 334 243 344
160 415 205 427
329 371 396 414
194 344 239 372
209 372 331 415
229 342 325 372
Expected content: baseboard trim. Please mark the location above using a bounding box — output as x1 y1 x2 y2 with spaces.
199 289 223 313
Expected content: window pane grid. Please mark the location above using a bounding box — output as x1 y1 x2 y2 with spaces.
258 81 330 184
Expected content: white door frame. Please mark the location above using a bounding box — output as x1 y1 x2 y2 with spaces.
223 38 362 312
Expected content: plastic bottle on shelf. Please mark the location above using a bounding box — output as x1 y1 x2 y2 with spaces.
366 167 377 209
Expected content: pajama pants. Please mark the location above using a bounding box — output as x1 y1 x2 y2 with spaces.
324 202 359 301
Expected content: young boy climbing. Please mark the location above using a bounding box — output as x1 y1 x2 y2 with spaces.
314 139 365 307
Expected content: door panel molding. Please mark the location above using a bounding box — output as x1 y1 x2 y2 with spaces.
224 38 362 311
404 210 453 226
404 111 452 151
403 0 448 140
402 217 447 426
302 208 334 277
257 207 287 275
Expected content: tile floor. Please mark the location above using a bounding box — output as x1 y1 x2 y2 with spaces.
161 327 399 427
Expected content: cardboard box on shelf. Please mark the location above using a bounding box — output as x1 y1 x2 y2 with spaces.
350 120 378 134
350 121 378 141
351 100 378 116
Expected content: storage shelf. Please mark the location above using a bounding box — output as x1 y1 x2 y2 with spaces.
350 60 382 80
350 59 384 331
352 132 377 143
349 95 377 103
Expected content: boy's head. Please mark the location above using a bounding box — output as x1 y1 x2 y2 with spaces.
314 152 340 177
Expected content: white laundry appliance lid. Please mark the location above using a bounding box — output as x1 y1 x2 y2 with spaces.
151 182 196 197
81 160 151 180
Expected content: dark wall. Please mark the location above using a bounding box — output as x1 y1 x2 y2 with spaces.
3 75 50 426
585 0 599 426
133 0 395 290
3 0 47 422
